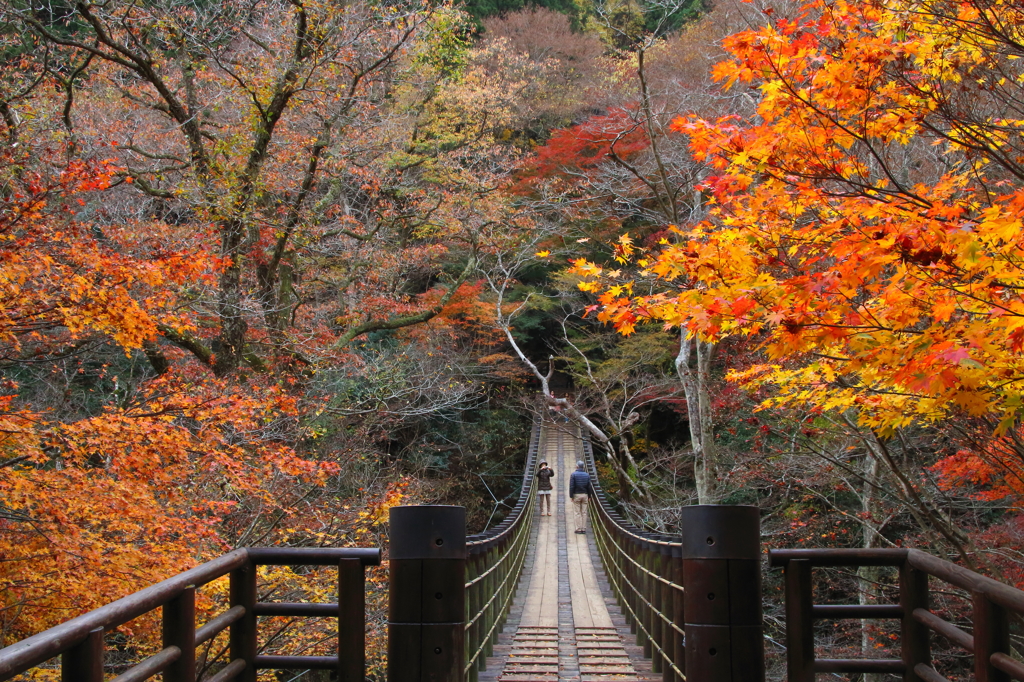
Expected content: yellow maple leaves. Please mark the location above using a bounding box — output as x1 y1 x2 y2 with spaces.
576 0 1024 434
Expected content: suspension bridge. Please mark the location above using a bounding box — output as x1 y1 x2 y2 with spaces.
3 414 1024 682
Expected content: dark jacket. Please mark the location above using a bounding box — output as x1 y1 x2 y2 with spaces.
537 466 554 491
569 469 591 497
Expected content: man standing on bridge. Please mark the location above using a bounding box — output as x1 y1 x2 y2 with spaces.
569 460 590 533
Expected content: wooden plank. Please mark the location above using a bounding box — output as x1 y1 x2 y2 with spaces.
579 650 630 655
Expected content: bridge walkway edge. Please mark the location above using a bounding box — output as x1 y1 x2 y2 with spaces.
478 420 658 682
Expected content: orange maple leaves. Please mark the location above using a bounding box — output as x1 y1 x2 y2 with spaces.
573 0 1024 434
0 154 208 353
0 151 338 643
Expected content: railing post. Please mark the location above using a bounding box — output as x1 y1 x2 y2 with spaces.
62 627 103 682
900 562 930 682
466 547 481 682
486 543 497 660
647 540 658 661
338 558 365 682
680 505 763 682
639 539 651 657
973 589 1010 682
653 541 667 678
628 533 639 637
783 559 814 682
163 586 196 682
389 505 467 682
230 558 258 682
671 543 684 682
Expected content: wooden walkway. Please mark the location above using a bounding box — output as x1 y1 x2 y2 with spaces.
479 422 658 682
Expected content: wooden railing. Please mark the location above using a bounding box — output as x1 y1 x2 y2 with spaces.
770 548 1024 681
0 547 380 682
589 497 684 682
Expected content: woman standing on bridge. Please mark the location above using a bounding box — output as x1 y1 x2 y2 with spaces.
537 461 554 515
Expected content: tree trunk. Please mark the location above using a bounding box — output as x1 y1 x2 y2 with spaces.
214 219 247 375
859 450 882 682
675 329 720 504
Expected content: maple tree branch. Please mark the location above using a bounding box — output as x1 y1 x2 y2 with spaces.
0 43 50 142
333 256 477 348
142 340 170 375
0 102 19 143
753 42 931 209
635 48 679 225
123 145 188 164
265 108 342 278
57 52 93 150
841 414 978 567
23 5 213 180
606 122 671 218
157 325 214 367
129 175 176 199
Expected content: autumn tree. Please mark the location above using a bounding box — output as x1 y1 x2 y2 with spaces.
0 147 346 653
0 1 552 668
575 0 1024 563
2 0 501 378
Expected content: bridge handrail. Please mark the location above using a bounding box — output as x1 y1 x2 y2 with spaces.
463 413 540 681
579 435 686 682
465 415 541 548
769 547 1024 679
0 547 380 682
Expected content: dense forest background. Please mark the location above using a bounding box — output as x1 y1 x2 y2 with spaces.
2 0 1024 678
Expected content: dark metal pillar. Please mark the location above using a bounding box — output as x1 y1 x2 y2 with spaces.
680 505 764 682
388 505 467 682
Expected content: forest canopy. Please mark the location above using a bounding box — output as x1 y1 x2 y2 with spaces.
3 0 1024 678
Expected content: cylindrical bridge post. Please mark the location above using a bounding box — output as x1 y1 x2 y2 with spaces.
388 505 467 682
680 505 764 682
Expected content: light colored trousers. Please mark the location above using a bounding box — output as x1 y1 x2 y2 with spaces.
572 494 589 531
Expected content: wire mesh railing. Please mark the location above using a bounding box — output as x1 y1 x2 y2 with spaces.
463 415 540 682
579 435 765 682
579 435 686 682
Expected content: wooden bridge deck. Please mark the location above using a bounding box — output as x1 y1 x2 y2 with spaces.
480 422 658 682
